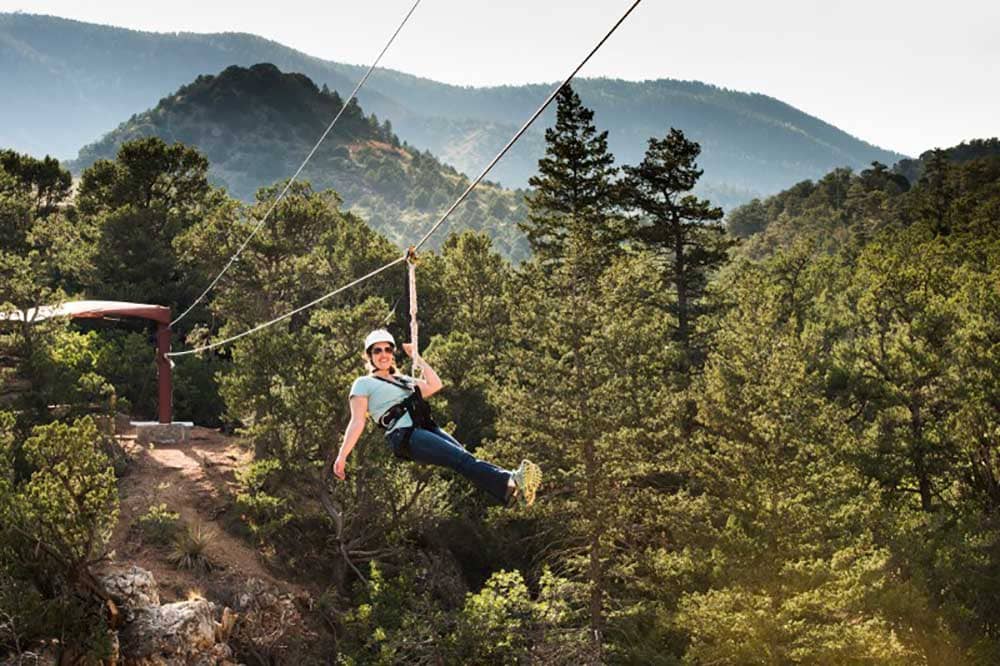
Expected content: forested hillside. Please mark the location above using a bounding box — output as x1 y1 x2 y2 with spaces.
2 13 904 208
71 63 530 260
892 137 1000 184
3 77 1000 662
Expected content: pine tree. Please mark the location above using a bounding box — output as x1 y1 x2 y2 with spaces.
522 85 623 273
914 149 956 235
661 247 954 663
488 87 674 658
621 129 733 368
76 137 217 317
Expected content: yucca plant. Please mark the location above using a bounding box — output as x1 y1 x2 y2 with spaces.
168 521 216 572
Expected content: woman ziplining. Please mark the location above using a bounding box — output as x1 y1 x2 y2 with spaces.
163 2 644 508
332 328 542 507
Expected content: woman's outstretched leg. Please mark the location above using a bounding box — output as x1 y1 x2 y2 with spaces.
392 427 512 504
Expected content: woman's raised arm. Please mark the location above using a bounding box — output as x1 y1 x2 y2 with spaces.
402 343 443 398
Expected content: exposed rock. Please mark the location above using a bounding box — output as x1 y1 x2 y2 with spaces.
0 649 58 665
234 578 281 612
94 565 237 665
118 599 236 665
229 578 312 661
99 565 161 619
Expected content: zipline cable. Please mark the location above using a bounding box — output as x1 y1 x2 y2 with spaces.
169 0 423 328
411 0 643 252
165 256 406 357
165 0 643 358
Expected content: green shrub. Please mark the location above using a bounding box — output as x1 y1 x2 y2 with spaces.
15 417 118 570
451 570 534 663
136 503 180 545
338 562 447 665
235 457 294 542
0 415 119 659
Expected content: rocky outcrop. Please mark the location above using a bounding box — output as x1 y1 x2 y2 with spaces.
118 599 235 665
228 578 308 657
96 565 237 666
0 650 58 665
100 565 160 620
223 578 321 664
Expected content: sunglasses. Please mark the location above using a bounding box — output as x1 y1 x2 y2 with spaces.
370 345 395 355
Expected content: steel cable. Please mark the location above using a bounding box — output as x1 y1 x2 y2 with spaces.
411 0 643 252
170 0 423 327
165 0 643 358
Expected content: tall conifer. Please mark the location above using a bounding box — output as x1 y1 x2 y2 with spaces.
522 85 623 273
490 85 672 658
621 129 732 368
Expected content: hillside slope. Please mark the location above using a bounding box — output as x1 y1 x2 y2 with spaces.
70 63 530 259
2 13 905 208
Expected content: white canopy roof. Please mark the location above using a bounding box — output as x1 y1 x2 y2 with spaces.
0 300 172 324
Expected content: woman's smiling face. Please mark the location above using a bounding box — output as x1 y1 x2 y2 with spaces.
369 344 395 371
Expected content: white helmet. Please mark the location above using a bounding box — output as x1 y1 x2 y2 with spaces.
364 329 395 353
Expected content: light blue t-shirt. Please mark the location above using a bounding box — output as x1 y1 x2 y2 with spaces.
349 374 417 432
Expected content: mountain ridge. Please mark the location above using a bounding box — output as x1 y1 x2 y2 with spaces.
2 12 905 208
68 63 529 259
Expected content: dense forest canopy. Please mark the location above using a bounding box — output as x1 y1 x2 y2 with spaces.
2 76 1000 663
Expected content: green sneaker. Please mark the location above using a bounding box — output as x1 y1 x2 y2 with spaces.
511 459 542 508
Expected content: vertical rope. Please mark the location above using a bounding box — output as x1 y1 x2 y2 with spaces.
407 248 422 378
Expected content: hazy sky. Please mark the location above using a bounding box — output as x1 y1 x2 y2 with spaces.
7 0 998 156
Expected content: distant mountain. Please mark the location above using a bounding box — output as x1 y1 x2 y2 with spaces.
69 63 529 259
2 13 906 209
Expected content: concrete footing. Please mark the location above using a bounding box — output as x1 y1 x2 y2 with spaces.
132 421 194 445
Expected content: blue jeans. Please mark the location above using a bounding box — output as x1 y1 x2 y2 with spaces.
387 426 512 504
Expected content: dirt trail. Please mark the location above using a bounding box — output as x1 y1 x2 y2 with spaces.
108 426 305 602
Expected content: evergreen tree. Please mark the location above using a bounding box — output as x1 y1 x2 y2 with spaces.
0 149 71 218
830 225 961 513
521 84 623 272
726 197 768 238
620 128 733 368
76 137 220 319
0 154 101 432
488 88 677 658
913 149 956 235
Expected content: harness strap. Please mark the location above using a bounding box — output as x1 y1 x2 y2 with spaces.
368 374 435 434
369 375 412 429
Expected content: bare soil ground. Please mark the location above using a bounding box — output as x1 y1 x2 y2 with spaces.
107 425 307 603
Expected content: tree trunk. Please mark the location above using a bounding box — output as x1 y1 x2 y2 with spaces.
910 398 933 512
584 435 604 653
571 266 604 655
672 217 689 361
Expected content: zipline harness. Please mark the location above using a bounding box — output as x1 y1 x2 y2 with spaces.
165 0 643 360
